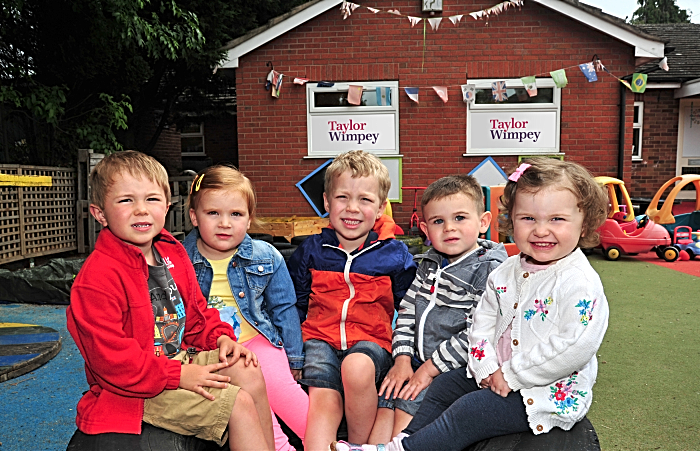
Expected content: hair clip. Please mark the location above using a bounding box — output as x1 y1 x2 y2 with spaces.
195 174 204 192
508 163 531 182
190 174 205 195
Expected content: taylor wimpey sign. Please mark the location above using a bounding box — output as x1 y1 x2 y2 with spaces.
469 111 558 153
309 114 396 155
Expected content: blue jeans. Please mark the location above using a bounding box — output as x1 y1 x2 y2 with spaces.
402 369 530 451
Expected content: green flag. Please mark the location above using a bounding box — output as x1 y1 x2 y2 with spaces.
550 69 568 88
630 73 648 93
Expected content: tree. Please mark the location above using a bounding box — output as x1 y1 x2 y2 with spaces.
631 0 691 24
0 0 304 165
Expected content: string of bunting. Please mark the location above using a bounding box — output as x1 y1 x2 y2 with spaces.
263 55 670 104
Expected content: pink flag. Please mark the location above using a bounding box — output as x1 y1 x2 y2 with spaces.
347 85 363 105
293 78 309 85
433 86 448 103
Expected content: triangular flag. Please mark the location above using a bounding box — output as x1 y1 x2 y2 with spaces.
619 79 631 90
405 87 419 103
659 56 669 71
630 73 648 93
347 85 363 105
388 9 401 15
550 69 568 88
578 62 598 82
376 87 391 106
367 7 379 13
265 70 274 91
461 84 475 103
293 78 309 85
448 15 463 25
407 16 421 27
521 76 537 97
428 18 442 30
470 11 482 20
433 86 448 103
491 81 507 102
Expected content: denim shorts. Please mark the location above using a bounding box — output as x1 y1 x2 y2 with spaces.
379 356 428 416
300 339 394 408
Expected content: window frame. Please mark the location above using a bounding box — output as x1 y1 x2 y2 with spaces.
306 81 400 158
632 101 643 160
466 78 562 156
181 122 206 157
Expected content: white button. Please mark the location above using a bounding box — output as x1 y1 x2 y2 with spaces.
258 265 264 272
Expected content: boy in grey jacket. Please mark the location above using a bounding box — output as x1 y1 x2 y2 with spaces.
378 175 507 438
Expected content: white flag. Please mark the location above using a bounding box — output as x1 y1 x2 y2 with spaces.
407 16 421 27
428 17 442 31
448 15 464 25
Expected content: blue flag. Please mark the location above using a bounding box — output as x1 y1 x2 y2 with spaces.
405 87 419 103
579 63 598 82
376 87 392 106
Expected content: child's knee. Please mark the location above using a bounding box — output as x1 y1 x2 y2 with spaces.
341 353 376 390
232 389 256 417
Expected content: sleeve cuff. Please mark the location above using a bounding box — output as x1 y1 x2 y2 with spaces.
471 359 499 385
165 359 182 390
501 361 524 391
392 346 414 358
287 356 305 370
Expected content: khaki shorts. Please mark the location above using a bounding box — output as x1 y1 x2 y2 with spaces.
143 349 240 446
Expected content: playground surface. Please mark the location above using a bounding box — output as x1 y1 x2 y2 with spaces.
0 253 698 450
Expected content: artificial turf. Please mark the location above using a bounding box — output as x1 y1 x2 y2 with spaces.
587 254 700 451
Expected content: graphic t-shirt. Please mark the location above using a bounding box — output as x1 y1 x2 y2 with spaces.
207 254 258 343
148 248 186 358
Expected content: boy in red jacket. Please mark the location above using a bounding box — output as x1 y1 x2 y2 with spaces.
66 151 274 450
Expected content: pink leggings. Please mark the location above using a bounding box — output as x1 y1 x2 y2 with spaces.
243 334 309 451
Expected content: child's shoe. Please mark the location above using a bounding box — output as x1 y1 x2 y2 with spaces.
331 435 406 451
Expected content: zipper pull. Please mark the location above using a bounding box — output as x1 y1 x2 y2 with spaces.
187 347 197 364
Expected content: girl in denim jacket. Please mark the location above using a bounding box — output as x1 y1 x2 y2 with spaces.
184 165 308 451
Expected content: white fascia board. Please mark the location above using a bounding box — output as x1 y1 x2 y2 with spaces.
531 0 664 58
646 82 682 89
675 78 700 99
220 0 343 69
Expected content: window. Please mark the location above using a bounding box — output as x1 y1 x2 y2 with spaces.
306 81 399 158
632 102 643 160
466 78 562 156
181 122 205 156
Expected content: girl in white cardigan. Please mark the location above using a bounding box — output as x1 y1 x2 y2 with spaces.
333 158 610 451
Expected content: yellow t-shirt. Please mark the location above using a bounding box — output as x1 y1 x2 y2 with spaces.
207 254 259 343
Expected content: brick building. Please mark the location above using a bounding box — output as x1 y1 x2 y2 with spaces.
217 0 674 226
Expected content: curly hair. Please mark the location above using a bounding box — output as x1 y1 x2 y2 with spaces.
499 158 608 249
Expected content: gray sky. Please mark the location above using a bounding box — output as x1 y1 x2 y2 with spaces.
581 0 699 23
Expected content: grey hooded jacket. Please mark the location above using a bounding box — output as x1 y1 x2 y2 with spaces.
392 239 507 373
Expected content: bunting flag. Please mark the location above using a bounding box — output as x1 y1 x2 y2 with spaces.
448 15 464 25
388 9 401 15
550 69 568 88
271 71 283 98
461 84 476 103
659 56 669 72
492 81 507 102
630 73 648 93
367 7 379 13
408 16 421 27
317 81 334 87
619 79 631 90
428 18 442 31
293 78 309 85
405 87 419 103
433 86 448 103
347 85 363 105
578 62 598 82
594 59 604 72
470 11 483 20
521 76 537 97
376 87 391 105
265 70 274 91
340 1 359 19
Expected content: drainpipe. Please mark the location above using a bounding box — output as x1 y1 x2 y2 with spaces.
618 83 626 180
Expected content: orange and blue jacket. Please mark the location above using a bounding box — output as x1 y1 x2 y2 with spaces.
289 218 417 354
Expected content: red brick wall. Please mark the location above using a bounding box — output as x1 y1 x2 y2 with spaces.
235 0 636 226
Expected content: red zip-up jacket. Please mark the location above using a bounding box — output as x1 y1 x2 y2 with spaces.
66 228 235 435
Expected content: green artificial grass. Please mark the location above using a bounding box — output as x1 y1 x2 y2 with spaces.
586 254 700 450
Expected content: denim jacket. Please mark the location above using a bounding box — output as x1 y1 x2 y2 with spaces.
184 229 304 369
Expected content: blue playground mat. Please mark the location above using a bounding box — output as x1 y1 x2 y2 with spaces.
0 303 86 451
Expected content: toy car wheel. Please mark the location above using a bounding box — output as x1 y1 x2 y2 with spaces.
655 247 665 259
605 246 621 261
662 246 679 262
687 249 696 260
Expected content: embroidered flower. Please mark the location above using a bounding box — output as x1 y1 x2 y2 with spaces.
470 339 488 361
207 295 225 309
496 286 507 295
548 372 588 415
575 299 596 326
524 309 535 321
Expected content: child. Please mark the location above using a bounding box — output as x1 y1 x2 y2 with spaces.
287 150 417 450
66 151 275 451
379 175 507 438
184 164 309 451
334 157 610 451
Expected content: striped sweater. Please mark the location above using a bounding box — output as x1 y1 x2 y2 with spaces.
392 240 507 373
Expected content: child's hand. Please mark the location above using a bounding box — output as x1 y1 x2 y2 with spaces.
398 359 440 401
479 374 492 389
179 361 231 401
291 369 302 381
217 335 258 367
379 355 414 399
489 367 511 397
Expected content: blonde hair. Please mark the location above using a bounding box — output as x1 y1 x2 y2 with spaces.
324 150 391 202
499 158 608 249
90 150 170 208
187 164 257 222
421 175 485 215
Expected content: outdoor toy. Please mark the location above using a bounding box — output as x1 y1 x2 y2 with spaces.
646 174 700 234
594 177 676 261
402 186 426 236
672 226 700 259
